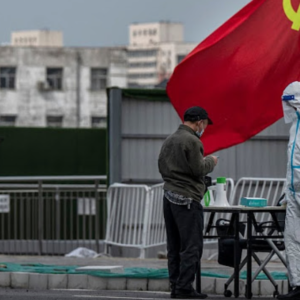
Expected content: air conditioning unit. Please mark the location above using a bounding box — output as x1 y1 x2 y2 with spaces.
37 81 51 91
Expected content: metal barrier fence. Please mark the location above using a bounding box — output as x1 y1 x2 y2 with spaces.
205 177 286 260
104 183 166 258
104 179 234 258
104 184 150 258
205 177 286 229
0 176 287 257
0 176 107 255
148 183 167 250
231 177 286 224
104 178 286 258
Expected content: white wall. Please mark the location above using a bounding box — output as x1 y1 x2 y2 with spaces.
129 22 183 46
0 46 127 127
11 31 63 47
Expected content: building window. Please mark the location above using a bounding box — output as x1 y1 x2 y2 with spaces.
0 115 17 127
0 67 16 89
129 62 157 68
46 68 63 90
128 49 157 58
46 115 63 128
91 116 107 128
177 55 186 64
128 73 156 79
90 68 107 90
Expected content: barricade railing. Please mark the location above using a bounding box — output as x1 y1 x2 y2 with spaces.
1 176 287 257
104 179 235 257
147 183 166 249
104 178 285 258
231 177 286 224
0 176 107 255
104 183 151 258
207 177 286 261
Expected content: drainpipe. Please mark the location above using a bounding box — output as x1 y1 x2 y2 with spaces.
76 52 81 128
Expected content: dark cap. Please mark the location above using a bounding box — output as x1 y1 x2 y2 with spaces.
183 106 213 124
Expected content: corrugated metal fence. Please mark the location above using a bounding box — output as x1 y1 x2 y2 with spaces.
108 88 290 185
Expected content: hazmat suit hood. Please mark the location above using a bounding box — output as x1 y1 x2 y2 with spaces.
282 81 300 123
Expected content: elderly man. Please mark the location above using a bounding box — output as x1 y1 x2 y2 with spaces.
158 106 218 299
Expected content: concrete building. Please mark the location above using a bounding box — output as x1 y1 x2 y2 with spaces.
11 30 63 47
0 46 127 127
127 22 197 87
129 22 183 46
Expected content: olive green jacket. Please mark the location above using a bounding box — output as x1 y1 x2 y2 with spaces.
158 124 215 201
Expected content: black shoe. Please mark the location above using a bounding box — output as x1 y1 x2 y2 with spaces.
175 289 208 299
278 287 300 299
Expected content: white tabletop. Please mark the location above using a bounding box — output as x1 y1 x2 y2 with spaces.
203 205 286 211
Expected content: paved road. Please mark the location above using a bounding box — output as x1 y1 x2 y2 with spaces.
0 289 275 300
0 290 170 300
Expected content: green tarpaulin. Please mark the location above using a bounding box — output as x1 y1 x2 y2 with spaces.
0 263 288 280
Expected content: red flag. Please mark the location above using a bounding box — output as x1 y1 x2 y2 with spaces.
167 0 300 155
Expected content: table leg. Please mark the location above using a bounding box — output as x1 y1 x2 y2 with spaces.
270 212 281 232
234 213 239 298
246 212 253 299
205 212 215 235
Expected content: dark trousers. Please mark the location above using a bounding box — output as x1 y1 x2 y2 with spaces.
163 196 204 292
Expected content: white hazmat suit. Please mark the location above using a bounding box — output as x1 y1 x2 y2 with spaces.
282 81 300 287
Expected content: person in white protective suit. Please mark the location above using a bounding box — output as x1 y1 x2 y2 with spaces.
278 81 300 299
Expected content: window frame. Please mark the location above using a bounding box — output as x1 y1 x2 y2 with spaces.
0 115 17 127
0 67 17 90
90 68 108 91
46 67 63 91
91 116 107 128
46 115 64 128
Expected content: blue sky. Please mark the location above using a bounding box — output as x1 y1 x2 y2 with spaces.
0 0 251 47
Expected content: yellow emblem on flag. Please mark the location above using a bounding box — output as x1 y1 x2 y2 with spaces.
283 0 300 31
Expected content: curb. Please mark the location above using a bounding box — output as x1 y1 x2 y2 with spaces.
0 272 288 295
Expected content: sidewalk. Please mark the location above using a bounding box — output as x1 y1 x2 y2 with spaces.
0 255 288 296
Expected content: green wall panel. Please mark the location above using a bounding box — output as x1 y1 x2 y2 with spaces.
0 127 106 176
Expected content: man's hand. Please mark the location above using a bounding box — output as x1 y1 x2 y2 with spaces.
211 155 218 166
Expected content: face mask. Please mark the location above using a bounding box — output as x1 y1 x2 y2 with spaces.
282 101 297 123
196 122 204 137
197 129 204 137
